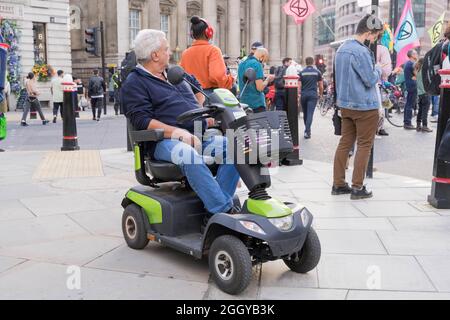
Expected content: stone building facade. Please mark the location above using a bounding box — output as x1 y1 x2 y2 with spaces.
0 0 72 106
69 0 315 81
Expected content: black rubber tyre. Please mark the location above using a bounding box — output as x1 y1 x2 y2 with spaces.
284 228 321 273
122 204 149 250
208 235 252 295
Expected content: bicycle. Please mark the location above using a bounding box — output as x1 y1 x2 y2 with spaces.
380 83 406 128
318 91 335 116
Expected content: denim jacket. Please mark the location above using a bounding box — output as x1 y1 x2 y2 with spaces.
335 39 381 111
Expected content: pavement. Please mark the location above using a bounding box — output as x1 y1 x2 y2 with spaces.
0 108 449 300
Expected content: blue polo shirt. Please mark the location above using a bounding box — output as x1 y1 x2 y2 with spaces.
238 55 265 109
299 66 322 96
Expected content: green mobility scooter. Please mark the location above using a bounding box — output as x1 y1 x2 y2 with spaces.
121 66 321 295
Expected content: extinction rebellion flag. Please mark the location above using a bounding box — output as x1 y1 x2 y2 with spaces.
393 0 420 67
428 13 446 47
283 0 316 24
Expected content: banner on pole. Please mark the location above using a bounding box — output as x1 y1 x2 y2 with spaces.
283 0 316 24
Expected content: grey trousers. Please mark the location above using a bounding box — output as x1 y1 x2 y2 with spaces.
22 97 45 122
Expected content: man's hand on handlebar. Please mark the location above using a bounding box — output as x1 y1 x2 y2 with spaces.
173 129 202 150
206 118 216 128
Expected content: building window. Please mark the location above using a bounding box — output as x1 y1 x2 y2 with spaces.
317 12 335 46
33 22 47 64
161 14 170 38
129 9 141 48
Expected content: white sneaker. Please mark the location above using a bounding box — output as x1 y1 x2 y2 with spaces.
430 116 438 123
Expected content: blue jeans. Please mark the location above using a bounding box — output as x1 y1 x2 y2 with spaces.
301 93 318 135
153 135 241 214
404 89 417 126
431 96 440 117
274 90 286 111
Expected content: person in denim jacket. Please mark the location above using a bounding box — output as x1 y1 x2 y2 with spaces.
332 14 383 200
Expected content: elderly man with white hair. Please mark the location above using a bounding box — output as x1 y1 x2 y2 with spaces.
121 29 241 216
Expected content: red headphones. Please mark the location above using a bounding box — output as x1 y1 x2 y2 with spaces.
191 18 214 40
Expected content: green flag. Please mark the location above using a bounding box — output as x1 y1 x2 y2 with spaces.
428 13 446 47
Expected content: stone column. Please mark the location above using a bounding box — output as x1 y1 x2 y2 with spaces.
202 0 217 44
269 0 281 65
177 0 188 51
302 15 314 60
148 0 160 30
286 15 297 60
250 0 263 45
227 0 241 59
116 0 129 62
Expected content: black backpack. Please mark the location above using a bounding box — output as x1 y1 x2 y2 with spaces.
274 66 286 90
120 51 137 83
422 40 448 96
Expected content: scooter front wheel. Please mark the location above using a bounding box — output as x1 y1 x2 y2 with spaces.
208 235 252 295
122 204 149 250
284 228 321 274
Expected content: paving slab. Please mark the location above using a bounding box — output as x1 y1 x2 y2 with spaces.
389 217 450 232
314 217 395 231
294 189 353 202
0 183 59 201
377 230 450 255
0 256 26 274
50 177 133 191
68 207 123 237
0 262 208 300
0 235 123 266
316 230 387 255
416 256 450 292
0 199 36 221
20 193 107 216
259 287 348 300
300 202 365 218
317 254 435 292
0 215 89 247
260 260 318 288
347 290 450 300
86 244 210 283
81 190 128 209
352 201 437 217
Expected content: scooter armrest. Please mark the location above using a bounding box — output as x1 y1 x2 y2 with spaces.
130 129 165 143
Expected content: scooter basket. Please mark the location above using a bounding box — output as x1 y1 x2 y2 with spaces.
229 111 294 164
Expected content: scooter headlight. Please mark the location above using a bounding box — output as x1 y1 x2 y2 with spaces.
301 211 310 227
269 215 294 231
240 221 266 235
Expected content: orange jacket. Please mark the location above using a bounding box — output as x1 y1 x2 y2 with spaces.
180 40 234 90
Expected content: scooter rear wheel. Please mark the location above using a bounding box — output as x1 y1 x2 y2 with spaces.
284 228 321 274
208 235 252 295
122 204 149 250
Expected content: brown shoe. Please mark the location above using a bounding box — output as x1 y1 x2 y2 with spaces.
404 124 416 130
421 127 433 133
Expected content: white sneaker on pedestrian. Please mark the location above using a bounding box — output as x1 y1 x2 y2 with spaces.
430 116 438 123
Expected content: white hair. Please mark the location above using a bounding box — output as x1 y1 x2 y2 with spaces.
133 29 166 63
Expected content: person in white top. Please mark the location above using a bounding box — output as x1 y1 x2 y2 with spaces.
21 72 49 126
51 69 64 123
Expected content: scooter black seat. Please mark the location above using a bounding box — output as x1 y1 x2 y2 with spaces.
146 156 218 182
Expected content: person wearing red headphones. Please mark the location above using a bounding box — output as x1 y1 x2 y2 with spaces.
180 16 234 94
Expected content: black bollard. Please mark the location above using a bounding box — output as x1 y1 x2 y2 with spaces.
282 75 303 166
61 80 80 151
428 65 450 208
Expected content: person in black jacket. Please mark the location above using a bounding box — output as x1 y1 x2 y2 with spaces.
273 57 292 111
121 29 241 216
88 69 106 121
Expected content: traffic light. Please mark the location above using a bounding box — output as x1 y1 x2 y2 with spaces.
85 28 98 56
315 55 327 75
